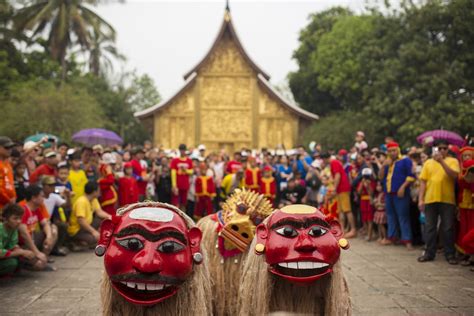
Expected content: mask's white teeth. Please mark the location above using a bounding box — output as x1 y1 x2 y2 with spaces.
121 281 127 285
278 262 288 268
157 284 165 290
287 262 298 269
146 283 156 291
299 261 313 269
126 282 136 289
137 283 146 290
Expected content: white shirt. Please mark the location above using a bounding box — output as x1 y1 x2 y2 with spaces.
44 193 66 216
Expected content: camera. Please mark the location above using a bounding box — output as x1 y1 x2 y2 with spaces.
48 137 56 142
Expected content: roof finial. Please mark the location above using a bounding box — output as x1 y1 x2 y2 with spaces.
226 0 230 12
224 0 231 22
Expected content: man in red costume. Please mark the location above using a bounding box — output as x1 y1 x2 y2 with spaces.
98 153 118 216
170 144 193 211
130 147 149 201
95 202 211 315
245 156 261 192
118 162 139 207
259 165 276 206
239 204 351 315
456 147 474 265
194 162 216 221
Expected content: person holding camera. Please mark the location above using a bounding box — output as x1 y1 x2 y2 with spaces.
29 149 58 185
378 142 415 249
417 139 460 264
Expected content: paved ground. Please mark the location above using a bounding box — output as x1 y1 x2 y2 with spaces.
1 238 473 315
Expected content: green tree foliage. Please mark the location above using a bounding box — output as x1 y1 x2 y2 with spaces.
13 0 116 78
0 80 104 141
293 1 474 148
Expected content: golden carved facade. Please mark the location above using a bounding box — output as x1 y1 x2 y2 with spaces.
135 9 318 151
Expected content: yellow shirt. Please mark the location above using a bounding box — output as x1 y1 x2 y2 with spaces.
419 157 460 205
68 195 100 236
68 169 88 206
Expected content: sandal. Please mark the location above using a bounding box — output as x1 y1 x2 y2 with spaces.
446 257 458 265
417 255 434 263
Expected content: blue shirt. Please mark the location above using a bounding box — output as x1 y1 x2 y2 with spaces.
382 157 415 194
296 156 313 179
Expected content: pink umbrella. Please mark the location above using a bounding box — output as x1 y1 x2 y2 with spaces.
417 129 465 147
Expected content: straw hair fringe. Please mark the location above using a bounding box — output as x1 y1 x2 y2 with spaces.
238 238 352 316
100 201 212 315
197 215 246 316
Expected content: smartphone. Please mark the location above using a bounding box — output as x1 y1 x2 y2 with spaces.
432 147 439 156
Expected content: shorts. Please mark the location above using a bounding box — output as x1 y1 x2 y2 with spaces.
336 192 352 213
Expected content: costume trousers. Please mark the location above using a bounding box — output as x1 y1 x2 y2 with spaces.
424 202 455 259
194 196 213 218
385 193 412 243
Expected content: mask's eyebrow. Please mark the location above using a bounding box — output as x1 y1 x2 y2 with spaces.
114 225 188 244
270 217 330 230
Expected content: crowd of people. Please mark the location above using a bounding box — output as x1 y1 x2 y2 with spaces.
0 130 473 276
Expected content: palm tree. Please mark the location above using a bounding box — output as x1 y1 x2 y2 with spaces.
13 0 116 78
88 24 125 76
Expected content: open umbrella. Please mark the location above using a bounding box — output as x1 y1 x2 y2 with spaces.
417 129 465 147
24 133 59 148
72 128 123 146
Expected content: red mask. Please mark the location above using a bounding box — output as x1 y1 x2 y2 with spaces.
96 204 202 306
256 204 343 285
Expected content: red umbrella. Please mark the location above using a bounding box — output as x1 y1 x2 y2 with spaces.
417 129 465 147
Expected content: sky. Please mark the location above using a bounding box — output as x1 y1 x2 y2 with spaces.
95 0 368 99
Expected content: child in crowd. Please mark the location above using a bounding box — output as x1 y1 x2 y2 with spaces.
156 162 172 204
373 181 387 243
68 152 88 206
56 162 72 193
357 168 375 241
118 162 139 207
14 162 28 202
260 165 276 206
194 162 216 221
0 204 35 277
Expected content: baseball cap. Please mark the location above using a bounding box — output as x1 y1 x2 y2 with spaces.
101 152 116 165
41 176 56 186
23 140 36 151
44 150 58 158
0 136 15 148
362 168 373 176
179 144 187 151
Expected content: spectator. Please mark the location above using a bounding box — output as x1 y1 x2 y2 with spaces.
378 142 415 249
67 182 111 249
277 155 293 191
279 177 307 207
29 149 58 185
18 185 56 270
118 162 139 207
155 160 172 204
68 152 88 206
373 181 387 243
321 152 357 238
0 136 16 214
14 162 28 203
293 145 312 179
226 151 243 174
357 168 376 241
98 153 118 216
220 169 245 199
0 204 35 276
41 176 69 256
418 139 460 264
355 131 368 152
130 147 150 201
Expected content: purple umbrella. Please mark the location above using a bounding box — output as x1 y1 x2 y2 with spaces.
417 129 465 147
72 128 123 146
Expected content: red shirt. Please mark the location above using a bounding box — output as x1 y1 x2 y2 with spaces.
0 159 16 209
118 176 139 207
195 176 216 197
245 167 261 189
130 159 147 196
226 161 243 174
330 159 351 193
29 164 57 185
19 201 49 237
170 157 193 190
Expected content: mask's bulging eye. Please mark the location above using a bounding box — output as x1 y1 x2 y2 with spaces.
158 241 185 254
117 238 144 251
275 226 298 238
309 226 328 237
